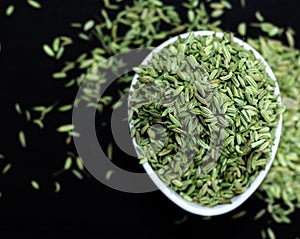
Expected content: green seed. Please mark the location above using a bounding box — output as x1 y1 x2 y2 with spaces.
255 11 264 22
57 124 74 132
83 20 95 31
107 143 113 160
254 208 266 220
237 22 247 36
18 131 26 148
33 119 44 129
105 170 114 180
52 38 60 52
267 227 276 239
232 210 247 219
5 5 15 16
25 110 31 121
2 164 11 175
54 181 61 193
72 169 83 180
240 0 246 8
31 180 40 190
53 72 67 79
71 22 82 28
15 103 22 115
43 44 55 57
27 0 42 9
76 157 84 170
211 9 224 18
64 157 72 170
58 104 73 112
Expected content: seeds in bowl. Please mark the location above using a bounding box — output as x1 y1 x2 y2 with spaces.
129 32 282 207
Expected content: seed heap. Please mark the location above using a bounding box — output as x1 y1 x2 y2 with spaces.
129 32 282 206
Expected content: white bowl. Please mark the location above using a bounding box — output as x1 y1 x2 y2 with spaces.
129 31 282 216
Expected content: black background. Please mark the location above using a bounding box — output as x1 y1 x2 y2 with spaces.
0 0 300 238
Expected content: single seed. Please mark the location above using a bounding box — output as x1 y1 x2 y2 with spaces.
53 72 67 79
64 157 72 170
54 181 61 193
107 143 113 160
27 0 41 9
58 104 73 112
15 103 22 114
2 164 11 175
72 169 83 180
267 227 276 239
18 131 26 148
31 180 40 190
6 5 15 16
57 124 74 132
105 170 114 180
43 44 55 57
83 20 95 32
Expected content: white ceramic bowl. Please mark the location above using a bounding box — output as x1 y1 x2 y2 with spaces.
129 31 282 216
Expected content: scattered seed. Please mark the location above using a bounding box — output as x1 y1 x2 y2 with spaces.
2 164 11 175
58 104 73 112
107 143 113 160
83 20 95 31
18 131 26 148
54 181 61 193
76 157 84 170
238 22 247 36
27 0 42 9
72 169 83 180
267 227 276 239
64 157 72 170
43 44 55 57
57 124 74 132
15 103 22 115
105 170 114 180
232 210 247 219
5 5 15 16
53 72 67 79
255 11 264 22
31 180 40 190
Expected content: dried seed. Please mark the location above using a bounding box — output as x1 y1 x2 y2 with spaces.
107 143 113 160
53 72 67 79
54 181 61 193
76 157 84 170
255 11 264 22
83 20 95 31
43 44 55 57
267 227 276 239
18 131 26 148
64 157 72 170
72 169 83 180
31 180 40 190
27 0 42 9
5 5 15 16
58 104 73 112
33 119 44 129
57 124 74 132
232 210 247 219
52 38 60 52
238 22 247 36
15 103 22 115
254 208 266 220
2 164 11 175
105 170 114 180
